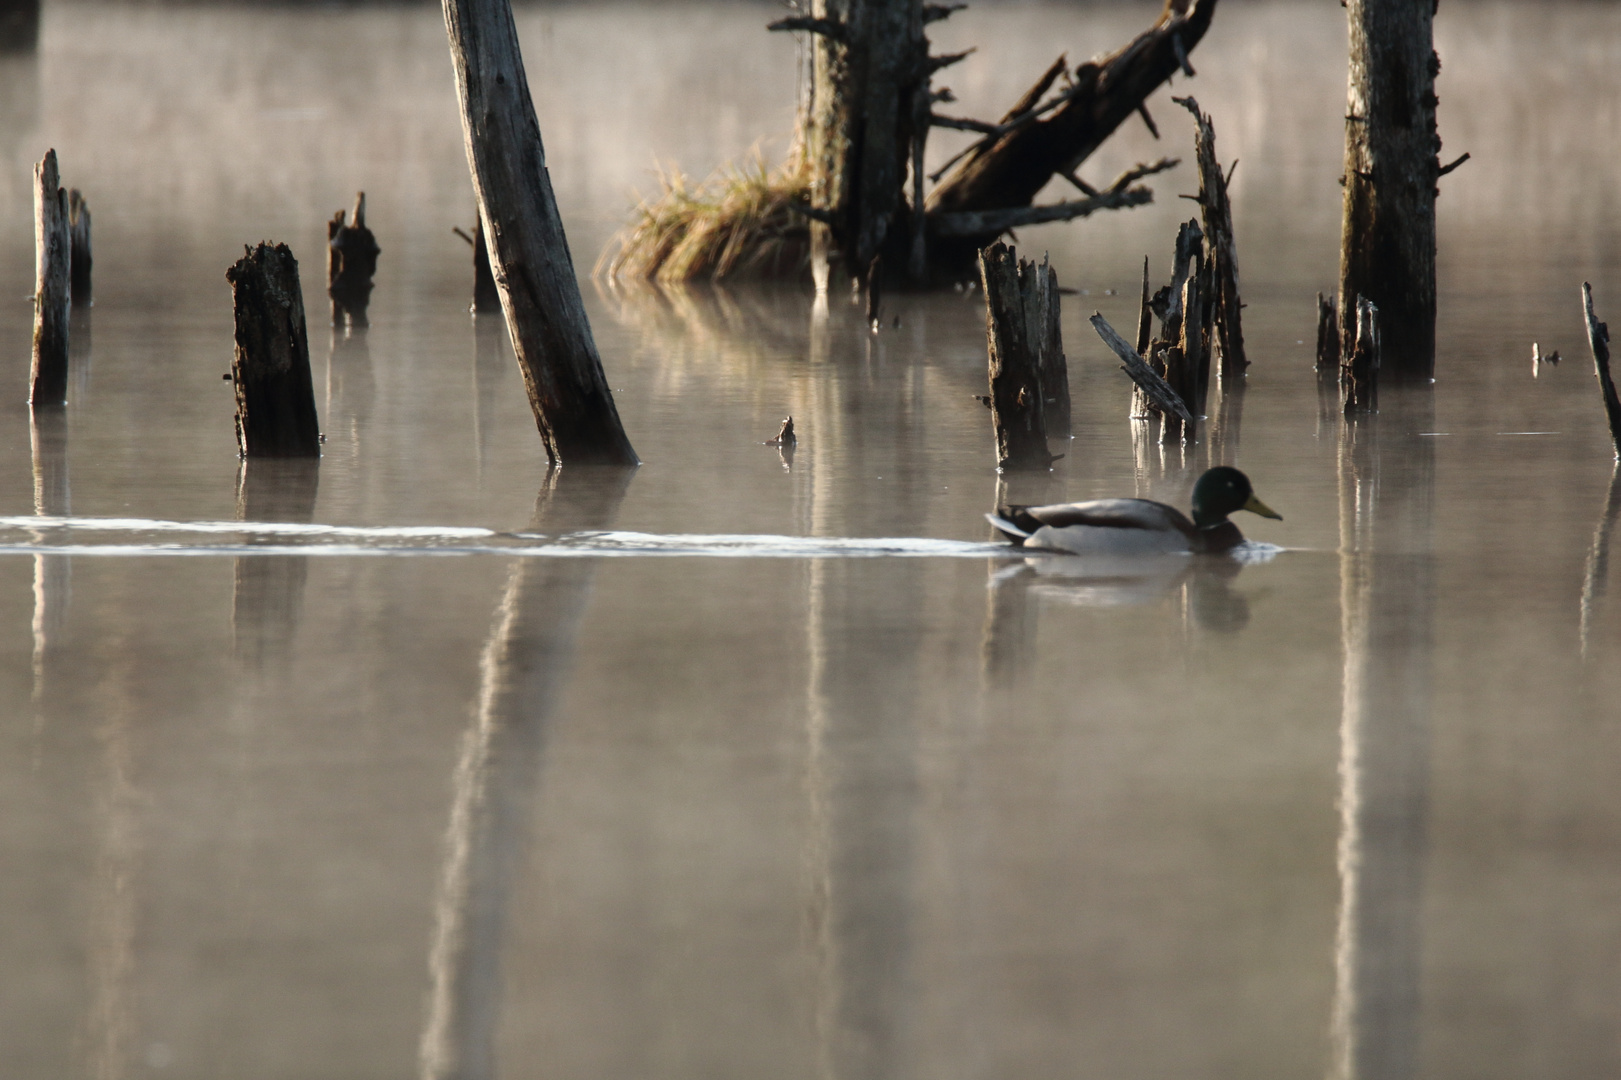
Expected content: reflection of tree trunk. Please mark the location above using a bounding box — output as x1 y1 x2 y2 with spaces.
30 406 69 709
1331 391 1436 1080
1580 463 1621 657
420 467 633 1080
472 320 507 479
231 459 320 669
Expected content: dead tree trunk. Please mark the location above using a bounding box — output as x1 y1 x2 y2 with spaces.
67 189 90 308
442 0 638 466
1338 0 1446 380
30 149 69 407
226 243 322 458
1175 95 1244 378
980 242 1060 471
1583 283 1621 459
786 0 929 294
1163 268 1201 445
1342 297 1380 415
327 192 380 328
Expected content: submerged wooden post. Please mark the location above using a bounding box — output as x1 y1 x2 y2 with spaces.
1316 291 1339 370
30 150 70 406
1583 283 1621 459
67 189 91 308
1174 96 1245 378
327 192 380 328
1338 0 1444 379
1342 297 1380 415
441 0 637 465
225 243 322 458
1036 257 1070 440
980 241 1059 471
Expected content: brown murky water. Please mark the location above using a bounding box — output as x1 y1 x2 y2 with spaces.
2 1 1621 1077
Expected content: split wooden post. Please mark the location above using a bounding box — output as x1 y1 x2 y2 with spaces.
1174 96 1245 378
1341 297 1380 415
30 150 70 406
1173 268 1202 444
980 241 1060 471
225 243 322 458
441 0 638 465
1316 291 1339 369
327 192 380 328
67 189 91 308
1338 0 1450 379
1583 283 1621 459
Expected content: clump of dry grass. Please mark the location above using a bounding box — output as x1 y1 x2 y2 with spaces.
597 150 813 284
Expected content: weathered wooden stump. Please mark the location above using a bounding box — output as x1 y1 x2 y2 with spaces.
1175 96 1245 379
30 150 70 407
67 188 91 308
1341 297 1380 415
225 243 322 458
979 242 1066 471
327 192 380 328
1162 267 1202 446
1583 283 1621 459
1316 291 1339 370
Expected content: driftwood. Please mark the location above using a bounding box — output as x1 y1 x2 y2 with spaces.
980 242 1064 470
442 0 638 465
1339 0 1450 379
1316 291 1339 370
1341 297 1380 415
67 188 90 308
225 243 322 458
1174 96 1244 377
1583 283 1621 459
924 0 1216 271
30 150 69 407
327 192 380 328
1091 311 1192 425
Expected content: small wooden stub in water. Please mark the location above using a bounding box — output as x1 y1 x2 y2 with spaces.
1090 311 1192 426
327 192 380 328
30 149 70 406
1341 297 1380 415
1174 96 1246 379
979 242 1066 471
1583 283 1621 458
1315 292 1339 370
67 188 91 308
226 243 322 458
452 216 502 315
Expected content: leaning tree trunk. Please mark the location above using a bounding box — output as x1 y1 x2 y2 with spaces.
1338 0 1443 381
799 0 929 294
442 0 638 466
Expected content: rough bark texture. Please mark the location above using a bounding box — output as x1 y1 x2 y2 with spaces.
1342 297 1380 415
442 0 638 466
1036 258 1070 440
1163 269 1201 445
1175 95 1244 377
67 188 91 308
979 242 1059 471
327 191 380 328
1583 283 1621 459
802 0 929 291
925 0 1216 271
226 243 322 458
1338 0 1440 380
30 149 69 407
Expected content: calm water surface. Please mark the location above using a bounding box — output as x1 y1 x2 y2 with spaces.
2 2 1621 1078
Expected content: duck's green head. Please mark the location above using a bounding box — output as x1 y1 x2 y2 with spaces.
1191 466 1283 528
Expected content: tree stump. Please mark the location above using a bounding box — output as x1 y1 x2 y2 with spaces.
1316 291 1339 370
226 243 322 458
979 241 1062 471
1342 297 1380 415
442 0 638 466
1174 95 1244 378
327 192 380 328
1338 0 1444 380
67 188 91 308
30 149 70 407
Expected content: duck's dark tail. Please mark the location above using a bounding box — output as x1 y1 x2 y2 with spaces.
985 507 1034 546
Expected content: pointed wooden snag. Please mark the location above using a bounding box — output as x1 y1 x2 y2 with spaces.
328 192 380 328
226 243 322 458
30 149 69 406
67 189 91 308
979 242 1064 471
1174 95 1245 378
441 0 637 466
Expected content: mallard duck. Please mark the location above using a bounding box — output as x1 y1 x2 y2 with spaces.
987 466 1282 555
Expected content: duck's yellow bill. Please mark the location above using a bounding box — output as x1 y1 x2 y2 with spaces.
1243 493 1283 520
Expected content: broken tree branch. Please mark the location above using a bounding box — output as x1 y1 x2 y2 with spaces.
1092 311 1193 424
930 186 1152 237
766 15 848 42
